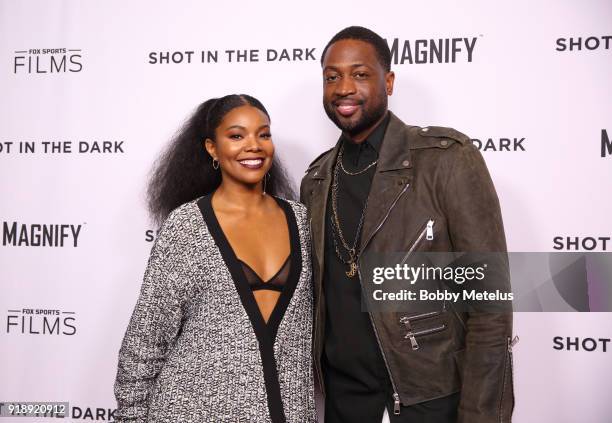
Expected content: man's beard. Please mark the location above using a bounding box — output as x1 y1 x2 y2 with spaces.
324 94 387 137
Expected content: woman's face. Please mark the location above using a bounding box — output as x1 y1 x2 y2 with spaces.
205 105 274 189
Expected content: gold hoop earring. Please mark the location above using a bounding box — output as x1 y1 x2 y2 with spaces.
212 158 219 170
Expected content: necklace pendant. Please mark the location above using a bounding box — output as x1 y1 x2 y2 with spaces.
346 261 358 278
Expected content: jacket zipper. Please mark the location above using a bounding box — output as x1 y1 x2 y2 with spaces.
399 219 435 265
399 315 446 350
357 181 410 415
398 218 446 313
401 310 442 322
499 335 519 422
509 335 518 415
393 392 401 415
426 220 434 240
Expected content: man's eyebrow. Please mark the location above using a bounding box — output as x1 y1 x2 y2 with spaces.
323 63 372 72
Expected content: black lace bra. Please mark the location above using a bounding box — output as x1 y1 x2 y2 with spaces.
238 256 290 292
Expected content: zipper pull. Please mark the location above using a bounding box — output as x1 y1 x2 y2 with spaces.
426 220 434 240
393 392 401 415
400 317 420 350
406 332 419 350
508 335 519 352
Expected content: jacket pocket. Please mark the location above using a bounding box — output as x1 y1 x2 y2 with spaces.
399 218 435 266
399 312 446 350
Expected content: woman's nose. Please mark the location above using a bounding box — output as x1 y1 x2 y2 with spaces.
244 134 262 151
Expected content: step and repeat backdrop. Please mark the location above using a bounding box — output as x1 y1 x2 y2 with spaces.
1 0 611 422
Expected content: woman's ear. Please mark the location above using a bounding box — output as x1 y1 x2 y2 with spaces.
204 138 216 159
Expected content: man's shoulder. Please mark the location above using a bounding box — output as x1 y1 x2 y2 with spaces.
409 125 471 150
387 112 471 151
398 123 486 175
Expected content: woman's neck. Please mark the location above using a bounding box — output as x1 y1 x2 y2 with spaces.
212 179 267 213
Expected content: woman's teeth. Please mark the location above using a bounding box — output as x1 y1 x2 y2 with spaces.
239 159 263 165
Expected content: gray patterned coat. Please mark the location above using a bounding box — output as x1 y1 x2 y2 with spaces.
113 196 316 422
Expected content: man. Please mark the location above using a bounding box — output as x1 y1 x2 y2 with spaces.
300 26 516 423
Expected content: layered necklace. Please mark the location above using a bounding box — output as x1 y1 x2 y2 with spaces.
329 143 377 277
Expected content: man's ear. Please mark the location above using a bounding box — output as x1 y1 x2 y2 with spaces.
204 138 216 159
385 71 395 96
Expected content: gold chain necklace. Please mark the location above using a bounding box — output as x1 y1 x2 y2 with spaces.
330 145 370 277
339 148 378 175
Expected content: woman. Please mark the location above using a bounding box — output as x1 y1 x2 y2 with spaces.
113 94 315 423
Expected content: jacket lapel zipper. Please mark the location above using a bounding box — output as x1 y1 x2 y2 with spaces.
393 392 401 415
358 264 406 415
360 183 410 253
355 182 410 416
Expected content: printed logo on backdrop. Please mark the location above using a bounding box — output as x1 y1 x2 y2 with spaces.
70 405 116 421
13 48 83 74
386 36 480 64
471 137 526 152
145 229 160 243
2 222 83 247
0 140 125 155
553 236 611 251
602 129 611 158
5 308 77 335
555 35 612 52
146 37 481 66
553 336 610 352
0 404 115 420
148 48 317 64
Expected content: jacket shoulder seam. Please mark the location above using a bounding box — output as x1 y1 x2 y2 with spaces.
416 126 470 147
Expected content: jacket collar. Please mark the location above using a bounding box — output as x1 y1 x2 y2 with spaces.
377 111 414 171
312 110 414 180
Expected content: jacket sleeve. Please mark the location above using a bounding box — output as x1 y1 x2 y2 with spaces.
442 143 515 423
113 210 186 423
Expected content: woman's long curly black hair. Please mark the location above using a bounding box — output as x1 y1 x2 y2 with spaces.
147 94 296 225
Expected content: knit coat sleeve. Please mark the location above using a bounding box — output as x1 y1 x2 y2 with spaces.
113 208 187 423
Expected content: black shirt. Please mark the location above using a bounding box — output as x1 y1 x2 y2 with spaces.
323 112 392 421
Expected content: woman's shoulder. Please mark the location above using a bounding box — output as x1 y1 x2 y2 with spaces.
157 197 207 240
276 197 307 217
166 197 204 222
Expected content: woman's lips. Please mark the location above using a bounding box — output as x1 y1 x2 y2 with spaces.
238 158 264 169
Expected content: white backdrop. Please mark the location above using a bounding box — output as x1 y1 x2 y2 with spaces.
1 0 611 421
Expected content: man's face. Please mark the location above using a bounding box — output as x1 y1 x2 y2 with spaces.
322 39 394 139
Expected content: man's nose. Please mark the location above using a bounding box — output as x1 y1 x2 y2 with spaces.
335 76 356 96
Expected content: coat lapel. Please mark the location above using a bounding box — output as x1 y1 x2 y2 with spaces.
310 111 415 264
309 141 339 271
359 112 414 252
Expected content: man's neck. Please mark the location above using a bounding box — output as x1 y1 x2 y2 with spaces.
344 110 389 144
